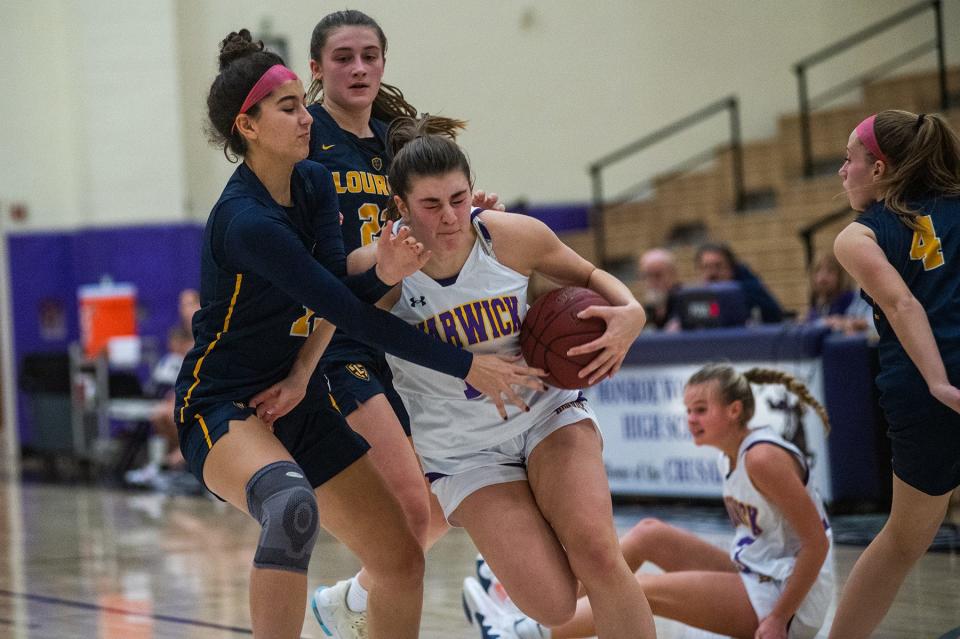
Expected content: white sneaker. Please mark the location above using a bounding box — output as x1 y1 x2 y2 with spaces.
475 554 522 616
124 463 160 487
462 576 519 639
512 616 551 639
311 579 368 639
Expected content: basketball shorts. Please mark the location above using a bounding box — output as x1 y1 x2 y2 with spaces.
886 398 960 496
420 399 599 522
179 397 369 498
324 355 411 435
740 563 833 639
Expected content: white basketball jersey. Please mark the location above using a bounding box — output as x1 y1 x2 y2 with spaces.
722 427 833 582
387 214 583 457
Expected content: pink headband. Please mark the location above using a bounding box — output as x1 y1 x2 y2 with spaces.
232 64 299 133
854 114 889 164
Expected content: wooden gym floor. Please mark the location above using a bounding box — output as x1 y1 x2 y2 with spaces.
0 477 957 639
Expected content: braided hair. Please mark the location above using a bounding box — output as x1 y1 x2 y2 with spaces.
687 363 830 434
743 368 830 434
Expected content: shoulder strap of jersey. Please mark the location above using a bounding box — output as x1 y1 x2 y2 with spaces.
309 104 348 144
741 428 810 486
470 208 496 258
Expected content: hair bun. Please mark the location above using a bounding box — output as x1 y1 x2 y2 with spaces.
218 29 264 70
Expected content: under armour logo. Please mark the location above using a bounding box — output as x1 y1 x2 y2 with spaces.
410 296 427 307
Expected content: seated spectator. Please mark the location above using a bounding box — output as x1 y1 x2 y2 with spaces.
177 288 200 332
151 326 191 392
125 290 199 489
801 253 878 339
148 325 192 467
637 248 682 331
834 291 879 340
695 242 785 323
805 252 855 323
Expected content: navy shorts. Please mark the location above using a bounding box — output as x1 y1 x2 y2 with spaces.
323 355 411 436
886 399 960 496
179 398 370 497
178 400 256 491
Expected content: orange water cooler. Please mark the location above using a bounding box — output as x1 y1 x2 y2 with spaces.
78 281 137 358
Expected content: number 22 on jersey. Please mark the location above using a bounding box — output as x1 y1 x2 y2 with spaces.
910 215 945 271
359 202 384 246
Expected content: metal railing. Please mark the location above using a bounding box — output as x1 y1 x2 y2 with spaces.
794 0 950 177
797 206 854 267
587 95 744 266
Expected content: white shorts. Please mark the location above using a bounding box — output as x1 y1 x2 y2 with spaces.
740 566 834 639
420 397 599 521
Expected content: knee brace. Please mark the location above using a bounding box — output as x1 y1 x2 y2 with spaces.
245 461 319 574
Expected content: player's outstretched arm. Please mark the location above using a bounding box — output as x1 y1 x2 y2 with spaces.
373 219 431 284
347 242 378 275
250 319 336 425
346 219 432 283
745 444 830 639
568 269 646 383
482 212 646 383
835 223 960 414
465 354 547 420
227 210 550 413
471 189 505 211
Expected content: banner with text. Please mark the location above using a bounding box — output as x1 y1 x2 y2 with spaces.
583 360 831 501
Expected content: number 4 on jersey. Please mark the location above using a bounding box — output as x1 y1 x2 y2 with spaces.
910 215 945 271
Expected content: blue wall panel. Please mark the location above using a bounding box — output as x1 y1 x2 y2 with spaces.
8 223 203 446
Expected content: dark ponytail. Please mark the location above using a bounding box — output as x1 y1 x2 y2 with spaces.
873 109 960 229
384 115 472 220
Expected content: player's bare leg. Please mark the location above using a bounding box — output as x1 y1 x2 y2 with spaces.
528 420 656 638
345 396 439 589
618 517 735 574
203 418 309 639
548 569 755 639
316 455 424 639
828 475 951 639
455 480 580 626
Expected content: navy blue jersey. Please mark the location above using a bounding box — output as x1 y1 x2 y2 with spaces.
174 160 470 423
855 196 960 419
308 104 391 254
308 103 392 365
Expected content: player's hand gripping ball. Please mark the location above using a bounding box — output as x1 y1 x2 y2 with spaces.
519 286 608 389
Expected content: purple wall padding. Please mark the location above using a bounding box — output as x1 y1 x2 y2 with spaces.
522 204 589 233
8 223 203 446
7 206 590 448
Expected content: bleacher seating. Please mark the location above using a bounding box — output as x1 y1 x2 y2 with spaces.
564 66 960 314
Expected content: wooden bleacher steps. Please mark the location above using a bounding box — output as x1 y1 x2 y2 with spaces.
561 66 960 314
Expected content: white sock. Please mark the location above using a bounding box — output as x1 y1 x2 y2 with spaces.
346 576 368 613
515 616 551 639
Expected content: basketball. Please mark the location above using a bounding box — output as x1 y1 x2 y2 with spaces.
520 286 608 389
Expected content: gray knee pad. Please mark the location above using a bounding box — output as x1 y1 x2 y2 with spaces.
245 461 319 574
